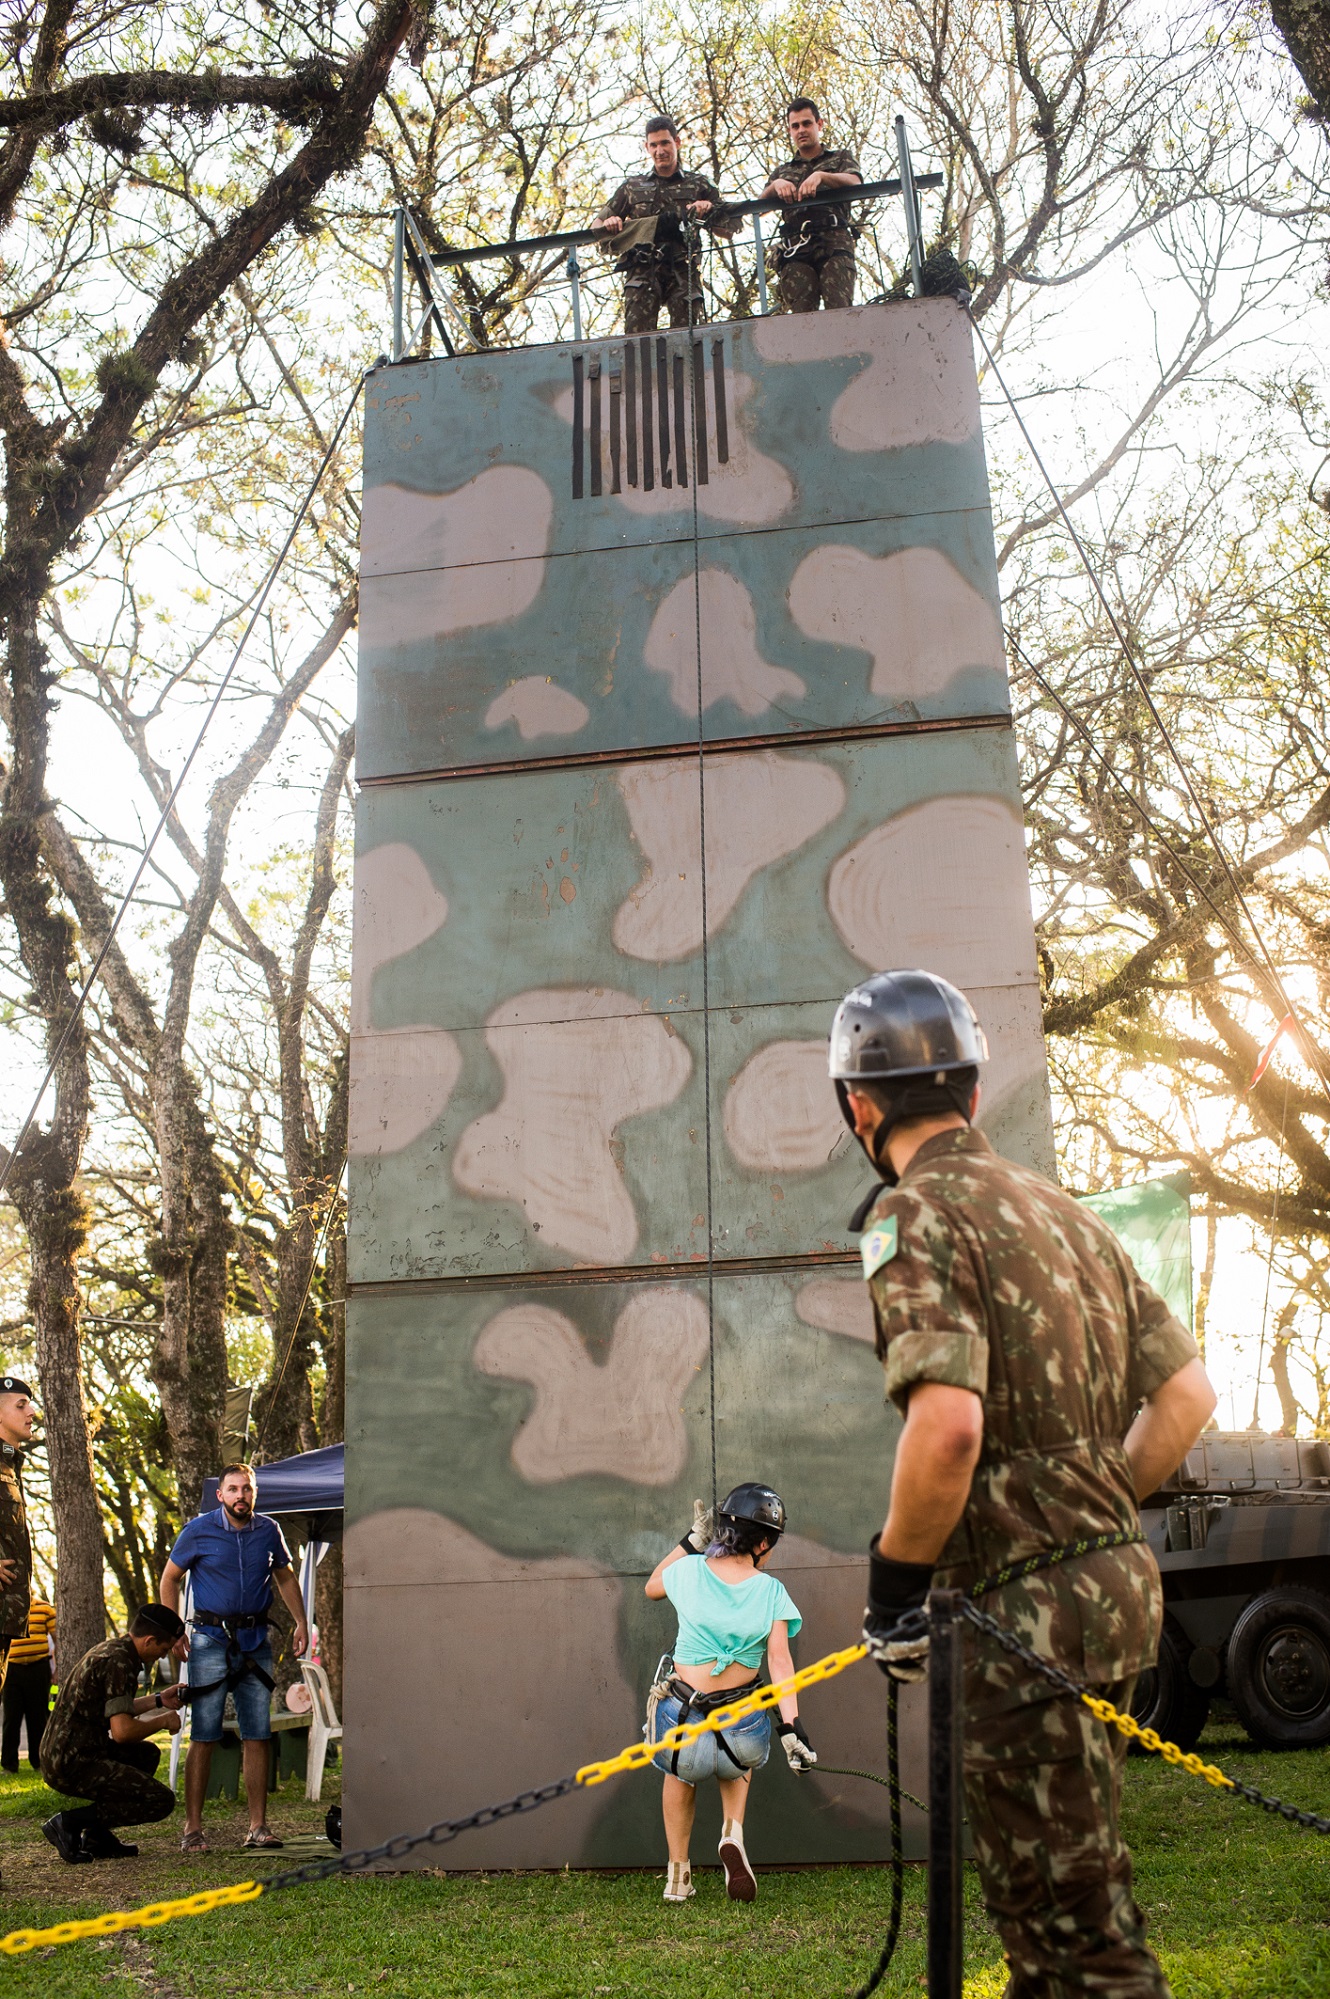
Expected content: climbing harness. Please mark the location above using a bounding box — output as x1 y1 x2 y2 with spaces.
181 1612 276 1704
656 1671 762 1778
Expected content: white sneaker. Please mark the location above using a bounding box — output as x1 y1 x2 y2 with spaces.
663 1859 695 1903
718 1820 756 1902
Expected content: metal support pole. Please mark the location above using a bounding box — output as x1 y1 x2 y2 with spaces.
752 212 770 315
568 249 583 343
895 115 925 298
392 207 406 362
927 1588 964 1999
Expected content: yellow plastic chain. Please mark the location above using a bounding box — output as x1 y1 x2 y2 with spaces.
1080 1694 1234 1788
0 1643 1247 1958
0 1879 264 1956
575 1641 869 1785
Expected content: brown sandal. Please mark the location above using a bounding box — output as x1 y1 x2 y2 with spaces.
242 1825 283 1849
180 1829 208 1853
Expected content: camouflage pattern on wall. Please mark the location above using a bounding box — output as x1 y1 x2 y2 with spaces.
346 299 1054 1866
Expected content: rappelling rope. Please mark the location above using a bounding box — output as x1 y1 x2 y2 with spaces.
681 216 720 1514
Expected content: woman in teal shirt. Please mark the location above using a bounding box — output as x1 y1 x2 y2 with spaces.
645 1483 816 1904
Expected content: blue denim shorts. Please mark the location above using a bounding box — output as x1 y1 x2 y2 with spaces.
187 1632 273 1743
648 1689 770 1784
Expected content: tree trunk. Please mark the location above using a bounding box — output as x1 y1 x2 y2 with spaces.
0 609 104 1672
1269 0 1330 122
26 1207 106 1670
149 1073 230 1516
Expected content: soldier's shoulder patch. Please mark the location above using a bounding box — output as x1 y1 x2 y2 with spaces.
861 1215 898 1279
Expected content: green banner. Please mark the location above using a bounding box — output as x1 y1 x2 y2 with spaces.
1081 1172 1193 1330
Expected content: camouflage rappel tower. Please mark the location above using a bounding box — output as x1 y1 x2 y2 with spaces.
344 297 1054 1865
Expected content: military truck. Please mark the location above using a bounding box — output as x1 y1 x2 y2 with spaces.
1133 1429 1330 1750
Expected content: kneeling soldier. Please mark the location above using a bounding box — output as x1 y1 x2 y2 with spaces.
760 98 862 313
40 1603 186 1862
593 115 735 334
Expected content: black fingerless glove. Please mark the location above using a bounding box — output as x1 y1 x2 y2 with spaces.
866 1545 933 1620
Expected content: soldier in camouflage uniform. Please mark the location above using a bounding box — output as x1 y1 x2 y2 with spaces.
593 115 735 335
760 99 862 314
0 1375 37 1695
40 1604 186 1863
828 970 1217 1997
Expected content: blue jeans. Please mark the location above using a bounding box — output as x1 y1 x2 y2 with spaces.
187 1632 274 1743
649 1690 770 1784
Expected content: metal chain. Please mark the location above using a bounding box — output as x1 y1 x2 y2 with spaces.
960 1599 1330 1833
262 1776 580 1893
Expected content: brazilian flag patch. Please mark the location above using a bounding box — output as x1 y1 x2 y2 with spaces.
861 1216 898 1279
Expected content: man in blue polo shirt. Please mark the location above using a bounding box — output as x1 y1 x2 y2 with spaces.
160 1462 309 1853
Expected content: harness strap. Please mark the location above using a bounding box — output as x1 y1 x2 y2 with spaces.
183 1616 277 1703
665 1674 761 1778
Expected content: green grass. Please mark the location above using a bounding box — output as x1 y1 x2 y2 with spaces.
4 1719 1330 1996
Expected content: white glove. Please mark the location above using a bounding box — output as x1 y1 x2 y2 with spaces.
776 1719 817 1772
680 1499 715 1554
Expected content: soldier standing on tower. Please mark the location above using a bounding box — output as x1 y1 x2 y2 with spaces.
760 98 862 313
829 969 1217 1996
593 116 735 335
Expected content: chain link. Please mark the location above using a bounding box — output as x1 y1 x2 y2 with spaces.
959 1598 1330 1827
0 1882 265 1956
263 1776 580 1893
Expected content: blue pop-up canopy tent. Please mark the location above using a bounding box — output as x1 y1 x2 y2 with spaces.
201 1442 344 1523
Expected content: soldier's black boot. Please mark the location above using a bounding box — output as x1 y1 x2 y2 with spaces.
41 1811 95 1865
80 1821 139 1859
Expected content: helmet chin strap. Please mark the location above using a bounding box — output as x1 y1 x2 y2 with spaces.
861 1115 897 1184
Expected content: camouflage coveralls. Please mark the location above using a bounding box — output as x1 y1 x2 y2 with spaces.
863 1128 1199 1997
41 1636 176 1831
594 169 727 334
766 148 860 313
0 1441 32 1697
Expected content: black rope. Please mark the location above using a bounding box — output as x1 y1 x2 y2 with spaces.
262 1774 580 1891
959 1599 1330 1835
852 1677 906 1998
968 1529 1145 1600
969 311 1330 1107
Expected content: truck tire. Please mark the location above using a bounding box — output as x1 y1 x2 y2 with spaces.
1228 1585 1330 1748
1129 1614 1210 1753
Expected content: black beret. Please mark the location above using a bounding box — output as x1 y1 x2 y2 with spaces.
0 1377 33 1399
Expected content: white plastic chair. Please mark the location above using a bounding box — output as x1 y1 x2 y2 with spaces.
299 1660 343 1802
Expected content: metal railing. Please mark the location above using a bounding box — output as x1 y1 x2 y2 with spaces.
388 116 943 361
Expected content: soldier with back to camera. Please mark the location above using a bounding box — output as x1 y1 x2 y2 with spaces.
829 969 1218 1996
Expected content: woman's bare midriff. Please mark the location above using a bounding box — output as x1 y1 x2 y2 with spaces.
672 1659 760 1692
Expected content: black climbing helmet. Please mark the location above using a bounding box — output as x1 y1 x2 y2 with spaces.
829 970 988 1163
718 1483 787 1539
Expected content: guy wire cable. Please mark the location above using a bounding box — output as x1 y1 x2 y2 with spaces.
1009 633 1254 969
684 221 720 1512
968 310 1330 1107
0 366 370 1202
